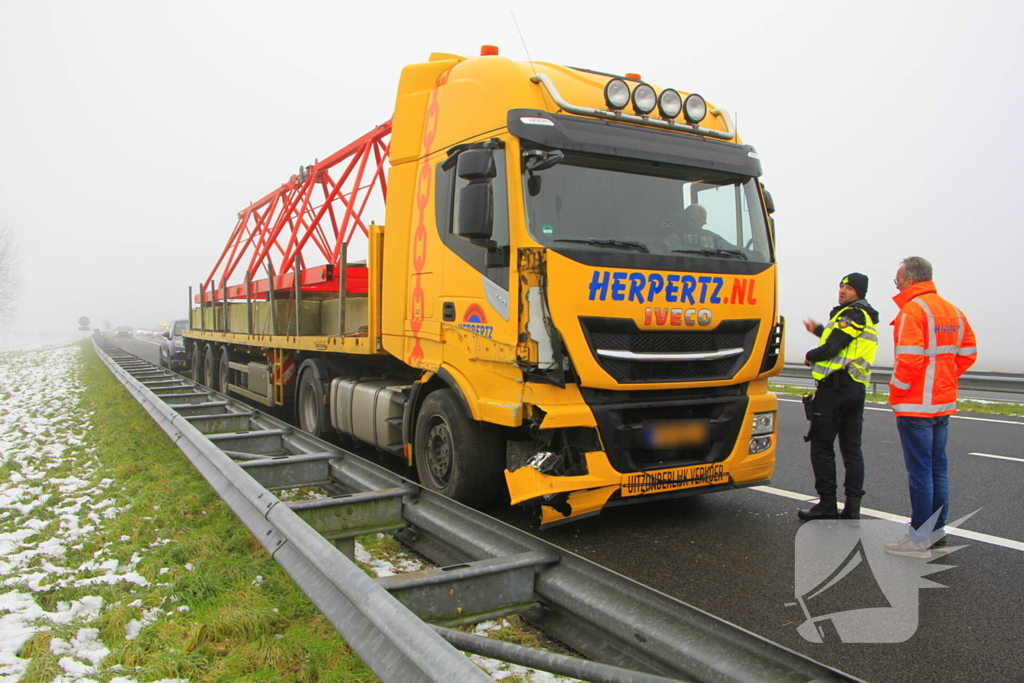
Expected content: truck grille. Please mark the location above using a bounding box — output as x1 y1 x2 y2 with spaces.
579 386 749 470
579 317 759 383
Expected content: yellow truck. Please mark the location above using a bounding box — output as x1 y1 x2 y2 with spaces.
186 46 784 527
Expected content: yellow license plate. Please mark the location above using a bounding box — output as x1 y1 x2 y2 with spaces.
621 463 728 497
643 418 710 449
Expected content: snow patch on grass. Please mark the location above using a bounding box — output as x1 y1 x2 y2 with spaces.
1 346 582 682
0 347 169 681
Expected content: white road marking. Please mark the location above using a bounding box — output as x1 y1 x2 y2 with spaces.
951 414 1024 425
970 452 1024 463
752 485 1024 552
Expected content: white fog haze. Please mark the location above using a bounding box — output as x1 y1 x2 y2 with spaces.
1 1 1020 369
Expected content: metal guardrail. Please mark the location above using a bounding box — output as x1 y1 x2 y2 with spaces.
778 363 1024 396
93 336 863 683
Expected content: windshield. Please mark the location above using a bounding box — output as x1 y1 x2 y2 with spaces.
521 151 773 262
171 320 188 336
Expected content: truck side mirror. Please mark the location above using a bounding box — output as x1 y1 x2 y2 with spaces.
762 188 775 215
456 149 496 240
523 149 563 197
524 149 563 172
457 148 496 181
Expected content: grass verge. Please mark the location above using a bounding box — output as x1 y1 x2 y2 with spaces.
17 342 378 682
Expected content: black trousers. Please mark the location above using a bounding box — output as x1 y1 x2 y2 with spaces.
808 371 866 499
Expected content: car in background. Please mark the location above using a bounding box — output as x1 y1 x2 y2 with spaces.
115 326 132 338
159 319 190 373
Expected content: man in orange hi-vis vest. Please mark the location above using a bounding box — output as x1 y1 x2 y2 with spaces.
884 257 977 559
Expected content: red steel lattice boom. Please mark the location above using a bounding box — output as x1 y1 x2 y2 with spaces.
197 121 391 303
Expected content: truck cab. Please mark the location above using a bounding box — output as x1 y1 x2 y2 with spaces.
381 51 782 525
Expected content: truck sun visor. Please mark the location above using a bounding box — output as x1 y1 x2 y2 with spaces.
508 109 762 177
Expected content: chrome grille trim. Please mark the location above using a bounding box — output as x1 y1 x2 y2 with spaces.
596 347 746 362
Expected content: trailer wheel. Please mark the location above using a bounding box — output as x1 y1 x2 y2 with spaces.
203 345 220 392
218 346 232 395
190 344 204 384
414 389 505 508
296 363 331 439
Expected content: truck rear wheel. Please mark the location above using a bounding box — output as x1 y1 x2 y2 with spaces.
191 344 203 383
218 346 232 395
414 389 505 508
203 345 220 392
296 362 331 439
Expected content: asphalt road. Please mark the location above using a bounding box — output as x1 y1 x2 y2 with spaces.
111 333 162 364
109 335 1023 682
503 398 1024 683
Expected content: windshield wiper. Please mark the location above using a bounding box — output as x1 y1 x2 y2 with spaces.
671 247 748 261
554 239 650 253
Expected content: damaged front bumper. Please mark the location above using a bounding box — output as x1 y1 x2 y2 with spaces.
505 448 772 528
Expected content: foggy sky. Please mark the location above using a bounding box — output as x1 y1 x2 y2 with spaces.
1 1 1020 370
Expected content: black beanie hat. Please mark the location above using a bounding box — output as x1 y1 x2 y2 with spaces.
841 272 869 299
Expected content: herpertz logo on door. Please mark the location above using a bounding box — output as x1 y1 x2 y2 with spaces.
789 514 973 643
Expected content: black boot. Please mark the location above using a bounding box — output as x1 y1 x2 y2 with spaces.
840 496 862 520
797 497 838 521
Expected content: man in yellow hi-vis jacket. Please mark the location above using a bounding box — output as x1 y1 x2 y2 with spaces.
798 273 879 522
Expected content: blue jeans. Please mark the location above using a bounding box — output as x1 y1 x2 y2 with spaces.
896 415 950 542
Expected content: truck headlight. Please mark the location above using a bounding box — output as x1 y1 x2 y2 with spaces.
749 411 774 454
658 88 682 119
631 83 657 115
604 79 630 110
683 93 707 123
752 411 775 436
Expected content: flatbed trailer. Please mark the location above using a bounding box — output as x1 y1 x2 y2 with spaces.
186 46 784 526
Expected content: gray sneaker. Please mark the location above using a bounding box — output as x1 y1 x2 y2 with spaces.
884 536 932 559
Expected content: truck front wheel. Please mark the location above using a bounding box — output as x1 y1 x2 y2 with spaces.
414 389 505 509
